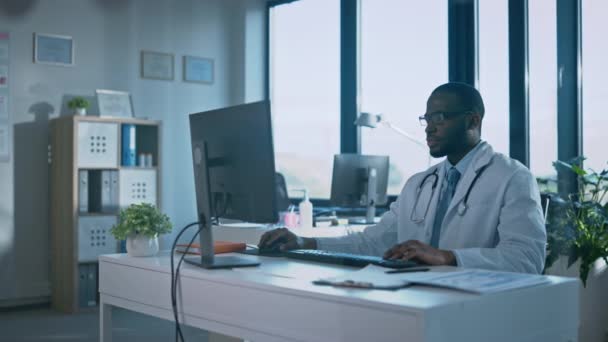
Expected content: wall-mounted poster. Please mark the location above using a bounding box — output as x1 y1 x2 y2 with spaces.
0 124 9 162
183 56 214 84
141 50 174 80
34 33 74 66
0 95 7 121
0 31 9 162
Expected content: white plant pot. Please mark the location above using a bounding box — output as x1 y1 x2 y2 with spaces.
545 256 608 342
126 233 159 257
75 107 87 116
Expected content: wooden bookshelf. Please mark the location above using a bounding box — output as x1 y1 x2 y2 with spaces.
49 115 162 313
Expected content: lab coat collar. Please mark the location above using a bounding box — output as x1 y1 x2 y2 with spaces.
446 141 494 215
420 141 495 241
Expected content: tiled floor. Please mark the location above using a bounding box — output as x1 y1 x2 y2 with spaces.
0 304 209 342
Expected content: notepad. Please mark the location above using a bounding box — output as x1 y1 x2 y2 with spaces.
314 265 551 293
176 241 246 255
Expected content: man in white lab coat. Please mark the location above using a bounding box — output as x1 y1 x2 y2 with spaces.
259 82 547 274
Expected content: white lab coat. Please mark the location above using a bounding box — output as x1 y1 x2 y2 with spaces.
316 142 547 274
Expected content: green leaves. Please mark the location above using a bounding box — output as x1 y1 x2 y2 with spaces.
67 97 90 109
110 203 172 240
542 157 608 287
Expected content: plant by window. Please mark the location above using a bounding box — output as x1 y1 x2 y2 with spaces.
67 97 90 109
543 157 608 287
110 203 172 240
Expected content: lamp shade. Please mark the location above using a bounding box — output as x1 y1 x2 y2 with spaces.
354 112 382 128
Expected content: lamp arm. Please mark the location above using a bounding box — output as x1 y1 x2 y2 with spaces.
382 121 427 148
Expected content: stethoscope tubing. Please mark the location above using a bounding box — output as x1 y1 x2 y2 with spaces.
411 163 490 222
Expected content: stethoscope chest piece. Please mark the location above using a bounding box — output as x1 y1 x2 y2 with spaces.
457 202 467 216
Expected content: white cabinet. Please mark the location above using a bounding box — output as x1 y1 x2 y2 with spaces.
119 169 157 207
77 122 118 168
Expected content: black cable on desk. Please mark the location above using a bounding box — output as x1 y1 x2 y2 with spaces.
170 215 224 342
170 221 201 342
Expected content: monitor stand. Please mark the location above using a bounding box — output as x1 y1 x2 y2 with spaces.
348 167 378 225
187 142 260 269
183 220 260 269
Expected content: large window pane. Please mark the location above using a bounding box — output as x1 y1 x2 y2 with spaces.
529 0 557 177
582 0 608 172
269 0 340 199
360 0 448 195
478 0 510 155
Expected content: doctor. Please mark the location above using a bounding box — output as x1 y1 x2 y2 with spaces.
259 82 547 274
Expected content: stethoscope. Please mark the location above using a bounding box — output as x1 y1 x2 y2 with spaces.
410 164 490 223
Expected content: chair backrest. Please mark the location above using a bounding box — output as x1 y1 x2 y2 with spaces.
275 172 291 212
540 193 551 221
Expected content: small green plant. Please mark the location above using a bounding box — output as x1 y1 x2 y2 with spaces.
67 97 90 109
110 203 172 240
544 157 608 287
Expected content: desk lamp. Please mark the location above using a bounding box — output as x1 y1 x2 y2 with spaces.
354 112 431 167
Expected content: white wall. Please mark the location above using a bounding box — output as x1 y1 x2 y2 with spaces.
0 0 266 304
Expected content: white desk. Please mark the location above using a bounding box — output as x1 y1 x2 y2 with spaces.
99 252 579 342
211 224 368 245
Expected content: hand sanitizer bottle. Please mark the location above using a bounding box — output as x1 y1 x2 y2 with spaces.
298 189 313 228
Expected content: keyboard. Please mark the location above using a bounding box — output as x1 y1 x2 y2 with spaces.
283 249 419 269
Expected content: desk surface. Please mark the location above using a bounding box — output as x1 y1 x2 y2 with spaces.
99 252 579 342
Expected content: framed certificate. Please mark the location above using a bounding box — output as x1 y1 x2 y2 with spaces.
34 33 74 66
141 50 174 80
96 89 134 118
183 56 214 84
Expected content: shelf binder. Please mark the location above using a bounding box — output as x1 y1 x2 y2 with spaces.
121 124 136 166
78 170 88 213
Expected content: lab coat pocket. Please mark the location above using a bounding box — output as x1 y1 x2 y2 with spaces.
454 201 498 244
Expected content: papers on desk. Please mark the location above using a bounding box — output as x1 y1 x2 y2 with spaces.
314 265 551 293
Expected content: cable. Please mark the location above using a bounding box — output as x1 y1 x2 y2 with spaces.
170 221 201 342
170 213 224 342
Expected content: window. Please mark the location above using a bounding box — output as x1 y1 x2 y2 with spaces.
529 0 557 177
582 0 608 172
477 0 510 156
269 0 340 199
360 0 448 195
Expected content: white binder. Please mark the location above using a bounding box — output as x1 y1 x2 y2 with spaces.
78 170 88 213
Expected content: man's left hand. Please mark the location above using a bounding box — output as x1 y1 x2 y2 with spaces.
383 240 457 266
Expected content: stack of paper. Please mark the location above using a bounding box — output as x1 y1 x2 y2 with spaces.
314 265 551 293
176 241 246 255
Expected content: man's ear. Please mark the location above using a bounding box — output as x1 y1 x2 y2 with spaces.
467 113 482 130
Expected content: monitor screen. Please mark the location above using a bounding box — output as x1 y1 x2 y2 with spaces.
189 100 278 225
330 154 389 208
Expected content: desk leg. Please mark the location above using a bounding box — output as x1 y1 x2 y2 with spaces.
100 298 112 342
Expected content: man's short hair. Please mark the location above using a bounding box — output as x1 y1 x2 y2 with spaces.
431 82 485 118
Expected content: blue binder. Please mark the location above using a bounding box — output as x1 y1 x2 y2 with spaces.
121 124 136 166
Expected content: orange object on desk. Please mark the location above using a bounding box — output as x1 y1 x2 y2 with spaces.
176 241 247 255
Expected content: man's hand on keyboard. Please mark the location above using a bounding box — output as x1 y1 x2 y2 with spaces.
258 228 317 252
383 240 456 266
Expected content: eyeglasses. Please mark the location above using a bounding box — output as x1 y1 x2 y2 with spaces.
418 111 472 126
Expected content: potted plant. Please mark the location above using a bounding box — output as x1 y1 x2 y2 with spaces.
542 157 608 287
67 96 90 116
110 203 173 257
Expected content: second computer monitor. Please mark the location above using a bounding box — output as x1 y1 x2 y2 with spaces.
330 154 389 208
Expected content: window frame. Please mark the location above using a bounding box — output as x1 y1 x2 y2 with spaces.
266 0 584 205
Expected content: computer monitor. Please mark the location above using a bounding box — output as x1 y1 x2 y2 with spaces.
330 154 389 224
187 100 277 268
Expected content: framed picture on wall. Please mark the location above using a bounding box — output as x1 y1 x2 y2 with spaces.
96 89 134 118
34 33 74 66
183 56 214 84
141 50 174 81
